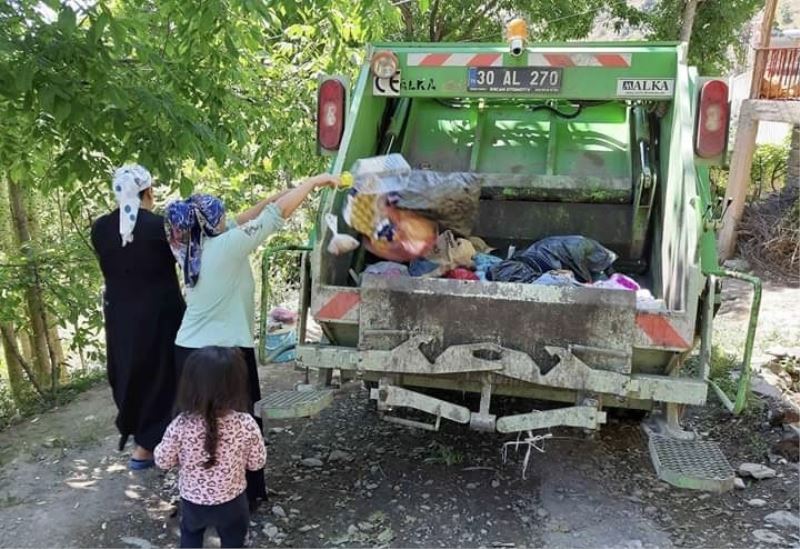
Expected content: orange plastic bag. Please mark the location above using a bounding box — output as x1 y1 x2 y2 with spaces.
363 207 437 262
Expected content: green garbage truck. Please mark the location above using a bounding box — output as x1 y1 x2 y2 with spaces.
258 39 761 491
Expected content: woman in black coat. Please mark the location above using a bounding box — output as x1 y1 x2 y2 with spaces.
91 165 185 469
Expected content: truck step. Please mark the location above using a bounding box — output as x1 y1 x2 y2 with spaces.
255 389 334 420
648 434 735 492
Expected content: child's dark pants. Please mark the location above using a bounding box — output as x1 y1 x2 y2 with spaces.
180 492 249 548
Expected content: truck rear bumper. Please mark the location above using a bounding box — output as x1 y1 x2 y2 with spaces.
296 340 708 407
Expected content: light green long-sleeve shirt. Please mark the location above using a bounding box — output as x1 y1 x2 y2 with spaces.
175 203 285 349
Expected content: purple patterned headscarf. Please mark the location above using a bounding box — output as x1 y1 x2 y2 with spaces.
164 194 226 287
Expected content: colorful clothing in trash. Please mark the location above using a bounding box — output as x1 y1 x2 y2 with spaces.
362 206 437 263
164 194 226 288
111 164 152 247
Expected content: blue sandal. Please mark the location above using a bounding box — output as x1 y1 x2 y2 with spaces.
128 457 156 470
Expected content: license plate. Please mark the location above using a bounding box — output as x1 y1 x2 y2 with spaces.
467 67 563 93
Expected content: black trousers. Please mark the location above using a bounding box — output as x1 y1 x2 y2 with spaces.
180 492 249 548
174 345 268 505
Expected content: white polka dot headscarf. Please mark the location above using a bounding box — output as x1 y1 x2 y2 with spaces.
112 164 152 247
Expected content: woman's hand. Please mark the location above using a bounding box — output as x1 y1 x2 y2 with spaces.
305 173 340 189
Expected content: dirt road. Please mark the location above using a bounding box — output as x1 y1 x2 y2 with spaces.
0 274 798 549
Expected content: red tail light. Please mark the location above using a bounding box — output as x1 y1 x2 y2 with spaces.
317 78 346 154
695 80 730 159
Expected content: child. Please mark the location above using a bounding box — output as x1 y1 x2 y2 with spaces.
155 346 267 548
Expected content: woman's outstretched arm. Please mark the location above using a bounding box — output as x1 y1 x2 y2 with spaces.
235 188 291 226
224 173 340 257
274 173 339 218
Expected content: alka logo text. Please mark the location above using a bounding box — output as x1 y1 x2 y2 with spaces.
616 79 674 97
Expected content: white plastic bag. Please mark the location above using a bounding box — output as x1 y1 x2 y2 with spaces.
325 213 360 256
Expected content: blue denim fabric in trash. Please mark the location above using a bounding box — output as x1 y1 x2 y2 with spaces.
409 259 439 277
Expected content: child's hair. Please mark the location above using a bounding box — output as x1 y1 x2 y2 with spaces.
176 346 250 469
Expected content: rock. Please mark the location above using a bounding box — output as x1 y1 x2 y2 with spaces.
723 258 750 272
734 478 746 490
644 506 657 515
299 524 319 533
747 498 768 508
365 482 379 490
120 537 153 549
272 504 286 518
764 510 800 529
535 508 549 520
301 458 324 468
738 463 777 479
766 346 800 359
766 396 800 427
376 527 395 544
752 376 785 400
491 479 500 489
263 524 280 540
347 525 359 536
772 432 800 463
328 450 353 462
752 529 785 545
466 483 478 490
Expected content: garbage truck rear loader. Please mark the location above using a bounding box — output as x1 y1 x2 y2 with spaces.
261 41 761 491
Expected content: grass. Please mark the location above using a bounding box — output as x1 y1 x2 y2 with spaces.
707 345 766 416
0 493 27 509
424 441 465 466
0 367 106 433
708 345 739 394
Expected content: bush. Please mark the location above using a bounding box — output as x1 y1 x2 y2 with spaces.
0 378 18 430
710 139 791 203
750 141 791 200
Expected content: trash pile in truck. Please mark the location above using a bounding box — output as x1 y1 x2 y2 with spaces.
329 154 663 309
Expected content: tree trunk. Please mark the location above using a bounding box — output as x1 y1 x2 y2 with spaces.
48 324 67 383
679 0 699 45
0 323 45 399
0 182 26 406
7 178 52 390
789 124 800 189
398 3 414 40
25 189 65 388
20 331 33 363
0 322 27 404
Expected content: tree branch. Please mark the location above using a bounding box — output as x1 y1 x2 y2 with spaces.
429 0 440 42
446 0 499 42
398 3 414 40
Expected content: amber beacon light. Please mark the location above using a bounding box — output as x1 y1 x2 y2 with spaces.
506 18 528 56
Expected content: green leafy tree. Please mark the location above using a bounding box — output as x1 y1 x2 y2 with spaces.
645 0 763 74
349 0 645 42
